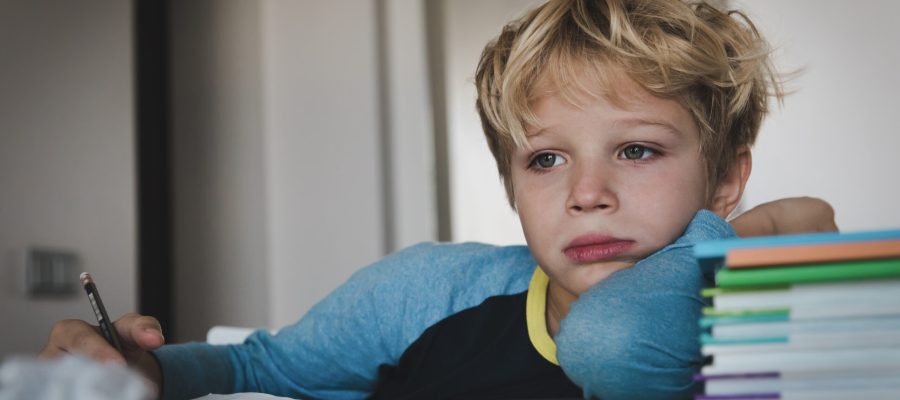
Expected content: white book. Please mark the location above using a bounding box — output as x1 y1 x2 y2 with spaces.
712 279 900 311
702 347 900 375
790 301 900 320
705 369 900 395
709 299 900 321
781 388 900 400
703 331 900 355
711 316 900 339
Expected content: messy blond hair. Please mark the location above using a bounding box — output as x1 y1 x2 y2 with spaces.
475 0 784 208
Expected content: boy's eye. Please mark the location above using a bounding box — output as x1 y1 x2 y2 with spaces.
620 145 655 160
530 153 566 169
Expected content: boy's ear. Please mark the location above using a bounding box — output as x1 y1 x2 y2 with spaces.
709 146 752 218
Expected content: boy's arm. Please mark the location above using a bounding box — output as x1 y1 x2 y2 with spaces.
556 199 838 399
152 248 428 400
730 197 837 237
152 242 536 400
556 210 730 400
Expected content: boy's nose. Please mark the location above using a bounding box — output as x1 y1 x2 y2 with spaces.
566 164 618 214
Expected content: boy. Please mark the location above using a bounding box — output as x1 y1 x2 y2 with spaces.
40 0 837 399
472 0 801 398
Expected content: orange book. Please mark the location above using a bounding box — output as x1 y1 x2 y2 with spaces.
725 239 900 269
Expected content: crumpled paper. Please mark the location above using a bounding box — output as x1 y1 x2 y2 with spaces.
0 355 153 400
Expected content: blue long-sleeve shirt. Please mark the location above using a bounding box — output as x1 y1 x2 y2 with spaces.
154 210 734 399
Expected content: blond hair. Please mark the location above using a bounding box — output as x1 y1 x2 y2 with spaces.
475 0 784 208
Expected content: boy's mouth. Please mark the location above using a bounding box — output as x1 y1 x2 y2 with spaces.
563 234 635 264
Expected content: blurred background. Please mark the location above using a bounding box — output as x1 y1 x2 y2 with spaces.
2 0 899 359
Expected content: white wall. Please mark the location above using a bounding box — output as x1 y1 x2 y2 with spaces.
171 0 385 338
0 0 135 357
735 0 900 231
260 0 386 329
171 0 269 341
443 0 900 246
5 0 896 354
170 0 439 339
442 0 541 245
383 0 439 250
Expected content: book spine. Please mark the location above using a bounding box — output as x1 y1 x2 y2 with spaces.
716 259 900 287
702 347 900 375
726 239 900 268
710 279 900 310
694 229 900 262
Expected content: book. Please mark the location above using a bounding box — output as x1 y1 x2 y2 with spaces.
703 279 900 311
696 228 900 400
725 239 900 269
701 369 900 396
701 346 900 375
709 315 900 340
697 389 900 400
701 313 788 328
702 331 900 355
715 258 900 287
702 299 900 322
693 229 900 271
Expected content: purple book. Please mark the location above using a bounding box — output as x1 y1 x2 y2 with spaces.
695 394 779 400
694 372 780 381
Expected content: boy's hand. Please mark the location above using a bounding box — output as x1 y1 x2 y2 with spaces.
39 313 164 394
730 197 838 237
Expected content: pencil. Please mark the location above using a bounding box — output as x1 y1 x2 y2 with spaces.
80 272 124 354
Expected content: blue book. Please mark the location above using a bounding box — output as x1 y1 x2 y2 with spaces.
693 229 900 272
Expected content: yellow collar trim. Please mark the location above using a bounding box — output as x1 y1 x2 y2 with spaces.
525 266 558 365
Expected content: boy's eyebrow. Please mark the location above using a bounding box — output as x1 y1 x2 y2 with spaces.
613 117 684 136
525 127 547 138
525 116 685 139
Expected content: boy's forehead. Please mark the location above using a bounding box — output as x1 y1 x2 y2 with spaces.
530 65 660 115
526 69 694 137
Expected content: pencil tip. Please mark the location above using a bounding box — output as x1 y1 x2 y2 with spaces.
80 272 91 285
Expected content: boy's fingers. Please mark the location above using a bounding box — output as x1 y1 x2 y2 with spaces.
819 219 839 232
40 319 126 364
115 313 165 350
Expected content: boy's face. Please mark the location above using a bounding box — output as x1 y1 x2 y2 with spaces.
511 76 710 299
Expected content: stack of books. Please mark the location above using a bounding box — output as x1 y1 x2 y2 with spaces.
692 229 900 400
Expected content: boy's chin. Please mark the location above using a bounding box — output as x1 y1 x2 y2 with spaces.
567 260 637 294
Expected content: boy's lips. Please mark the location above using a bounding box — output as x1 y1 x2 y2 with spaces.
563 234 635 264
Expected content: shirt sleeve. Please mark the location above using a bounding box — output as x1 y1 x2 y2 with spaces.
152 242 535 400
555 209 735 400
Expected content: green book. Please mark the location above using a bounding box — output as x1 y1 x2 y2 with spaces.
716 258 900 288
700 312 789 328
701 285 789 298
700 333 787 346
702 307 789 317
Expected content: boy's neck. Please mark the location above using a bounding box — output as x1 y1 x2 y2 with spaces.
545 281 578 337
